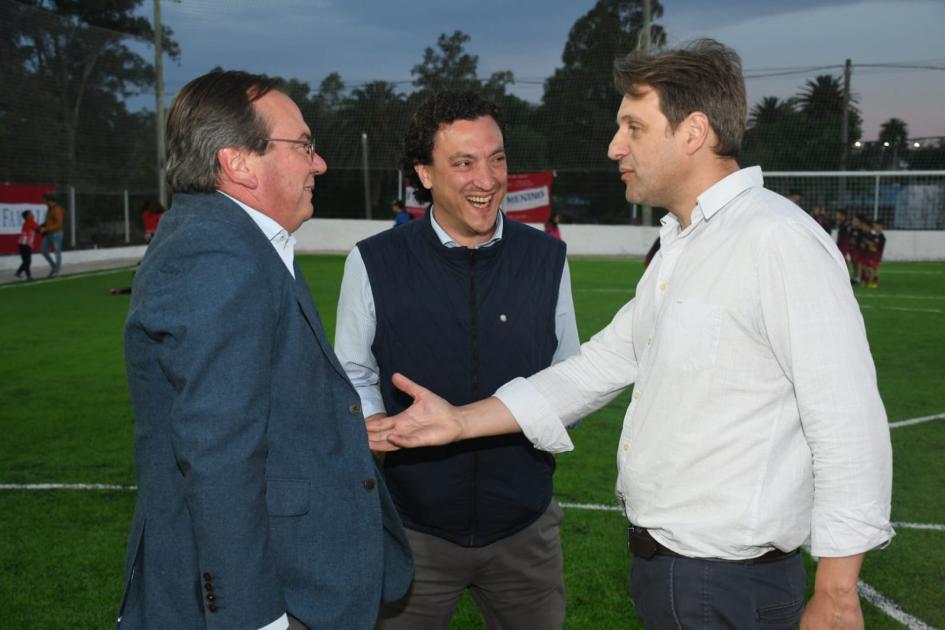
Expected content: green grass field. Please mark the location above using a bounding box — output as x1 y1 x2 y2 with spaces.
1 256 943 629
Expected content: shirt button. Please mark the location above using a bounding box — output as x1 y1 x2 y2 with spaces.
646 336 652 346
633 391 640 400
348 403 361 415
623 442 630 451
659 282 668 293
363 478 376 491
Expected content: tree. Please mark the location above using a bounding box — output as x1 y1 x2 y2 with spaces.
797 75 846 117
790 74 862 170
742 96 804 170
1 0 179 189
878 117 909 169
748 96 795 127
410 30 514 98
541 0 666 172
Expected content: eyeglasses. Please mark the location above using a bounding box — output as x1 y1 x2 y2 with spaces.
267 137 316 160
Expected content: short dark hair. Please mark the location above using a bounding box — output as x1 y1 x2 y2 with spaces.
403 90 504 205
613 38 746 158
166 70 284 194
22 210 32 220
42 192 58 204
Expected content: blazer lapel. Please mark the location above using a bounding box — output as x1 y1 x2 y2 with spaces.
293 263 350 383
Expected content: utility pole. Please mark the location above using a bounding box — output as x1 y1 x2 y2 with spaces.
154 0 167 208
840 58 852 171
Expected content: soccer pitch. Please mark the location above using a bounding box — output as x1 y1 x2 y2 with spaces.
1 256 943 629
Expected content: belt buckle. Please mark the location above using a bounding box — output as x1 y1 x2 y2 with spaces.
627 526 659 559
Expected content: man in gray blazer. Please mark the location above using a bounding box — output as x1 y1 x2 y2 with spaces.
117 70 412 630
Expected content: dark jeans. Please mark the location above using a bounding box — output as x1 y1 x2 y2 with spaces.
16 244 32 278
629 552 806 629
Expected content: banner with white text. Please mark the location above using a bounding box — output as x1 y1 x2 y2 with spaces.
405 171 553 224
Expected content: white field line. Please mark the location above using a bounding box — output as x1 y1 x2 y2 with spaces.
574 287 632 293
0 483 135 491
881 270 945 276
859 304 943 314
892 521 945 531
857 581 935 630
857 294 945 301
9 491 943 535
0 267 135 290
889 412 945 429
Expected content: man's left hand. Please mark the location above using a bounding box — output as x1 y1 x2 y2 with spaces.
800 555 865 630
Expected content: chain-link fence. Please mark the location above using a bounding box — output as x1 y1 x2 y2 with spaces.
4 0 944 251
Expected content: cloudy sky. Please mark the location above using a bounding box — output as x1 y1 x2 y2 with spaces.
145 0 945 140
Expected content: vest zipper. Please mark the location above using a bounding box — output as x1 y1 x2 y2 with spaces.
467 249 480 545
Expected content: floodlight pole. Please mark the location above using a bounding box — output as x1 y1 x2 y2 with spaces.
154 0 167 208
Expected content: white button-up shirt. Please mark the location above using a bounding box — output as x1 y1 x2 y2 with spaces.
218 191 297 278
496 167 893 560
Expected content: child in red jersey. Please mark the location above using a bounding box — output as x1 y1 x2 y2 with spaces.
15 210 39 281
849 215 868 285
861 219 887 288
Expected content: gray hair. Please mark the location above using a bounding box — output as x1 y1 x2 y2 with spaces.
166 70 283 193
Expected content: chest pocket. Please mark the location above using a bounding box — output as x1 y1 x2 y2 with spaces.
656 300 722 371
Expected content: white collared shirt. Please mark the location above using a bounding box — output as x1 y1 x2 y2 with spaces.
218 191 296 278
336 207 581 418
496 166 893 560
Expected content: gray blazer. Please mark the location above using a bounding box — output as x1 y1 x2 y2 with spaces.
117 192 412 629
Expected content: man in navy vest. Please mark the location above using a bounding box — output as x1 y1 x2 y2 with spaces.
335 90 580 629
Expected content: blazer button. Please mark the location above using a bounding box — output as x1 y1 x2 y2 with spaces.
348 402 362 415
208 604 218 613
203 572 212 582
363 478 376 491
204 582 213 592
206 593 216 602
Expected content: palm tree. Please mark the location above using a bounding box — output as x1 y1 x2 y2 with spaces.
878 117 909 169
797 75 853 117
748 96 794 127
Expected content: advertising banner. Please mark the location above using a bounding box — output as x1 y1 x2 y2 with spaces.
0 184 52 255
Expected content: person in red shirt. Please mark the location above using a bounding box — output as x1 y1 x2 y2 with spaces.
15 210 40 281
861 219 887 288
141 199 166 242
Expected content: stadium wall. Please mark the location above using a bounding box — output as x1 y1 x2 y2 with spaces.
1 219 943 273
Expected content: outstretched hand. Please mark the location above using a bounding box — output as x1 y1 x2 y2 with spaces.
384 373 465 448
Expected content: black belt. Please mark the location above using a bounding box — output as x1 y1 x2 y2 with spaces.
627 525 797 564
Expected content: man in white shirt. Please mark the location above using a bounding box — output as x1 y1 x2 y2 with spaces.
372 39 893 629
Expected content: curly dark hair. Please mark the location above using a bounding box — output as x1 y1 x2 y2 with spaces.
403 90 504 205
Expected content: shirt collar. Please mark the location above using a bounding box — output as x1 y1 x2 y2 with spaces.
429 206 504 249
695 166 763 222
217 191 294 250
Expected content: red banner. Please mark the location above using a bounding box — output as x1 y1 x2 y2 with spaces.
0 184 53 255
405 171 553 223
